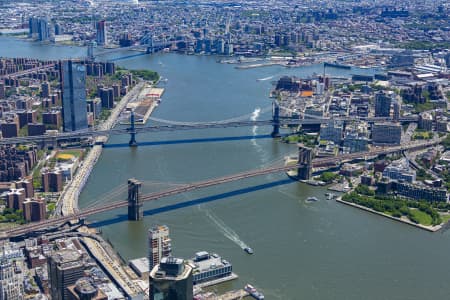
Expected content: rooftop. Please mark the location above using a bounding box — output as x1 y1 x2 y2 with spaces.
190 252 231 273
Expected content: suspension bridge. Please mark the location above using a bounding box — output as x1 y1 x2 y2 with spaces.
1 137 440 240
0 101 417 146
90 33 190 61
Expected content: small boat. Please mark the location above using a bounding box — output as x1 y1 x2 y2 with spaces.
306 196 319 202
244 247 254 254
325 193 335 200
244 284 264 299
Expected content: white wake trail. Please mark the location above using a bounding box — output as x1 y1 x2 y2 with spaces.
200 206 249 250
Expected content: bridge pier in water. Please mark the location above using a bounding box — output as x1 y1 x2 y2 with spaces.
128 178 143 221
128 110 138 147
297 144 314 180
271 101 280 137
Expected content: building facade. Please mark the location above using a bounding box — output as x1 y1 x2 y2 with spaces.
60 60 88 132
374 92 391 117
189 251 233 285
96 20 107 46
0 244 25 300
372 123 401 145
382 159 416 183
394 181 448 202
148 225 172 272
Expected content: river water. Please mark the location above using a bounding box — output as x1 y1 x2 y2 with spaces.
2 37 450 299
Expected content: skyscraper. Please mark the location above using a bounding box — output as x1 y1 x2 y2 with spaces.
48 250 85 300
374 91 391 118
148 225 172 271
60 60 88 132
96 20 107 46
149 257 193 300
38 18 50 41
28 17 39 38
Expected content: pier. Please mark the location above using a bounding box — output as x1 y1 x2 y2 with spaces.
123 86 164 125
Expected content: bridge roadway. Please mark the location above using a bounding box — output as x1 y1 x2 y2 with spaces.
0 63 56 80
0 116 417 145
1 138 440 239
94 39 183 58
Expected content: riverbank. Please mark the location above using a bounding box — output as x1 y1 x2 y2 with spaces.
336 197 442 232
60 82 146 216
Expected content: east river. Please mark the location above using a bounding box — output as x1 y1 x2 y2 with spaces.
2 37 450 299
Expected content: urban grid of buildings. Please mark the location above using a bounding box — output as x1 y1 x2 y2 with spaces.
0 0 449 299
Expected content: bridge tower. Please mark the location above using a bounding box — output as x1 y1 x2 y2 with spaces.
297 144 314 180
128 109 138 147
271 100 280 137
128 178 143 221
146 36 154 54
87 41 96 61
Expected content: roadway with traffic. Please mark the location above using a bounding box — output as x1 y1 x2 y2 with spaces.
58 81 146 216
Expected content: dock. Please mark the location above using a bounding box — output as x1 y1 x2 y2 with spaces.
235 62 281 69
122 85 164 125
194 289 249 300
219 289 249 300
195 273 238 288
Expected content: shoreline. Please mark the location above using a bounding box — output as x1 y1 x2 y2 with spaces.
60 81 147 216
0 36 385 71
336 197 442 232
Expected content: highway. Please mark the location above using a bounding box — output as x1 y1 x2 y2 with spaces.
59 82 146 216
1 138 441 239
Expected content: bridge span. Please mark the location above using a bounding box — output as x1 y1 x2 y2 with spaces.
1 138 440 239
0 115 417 146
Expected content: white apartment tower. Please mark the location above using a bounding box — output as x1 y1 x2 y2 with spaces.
148 225 172 271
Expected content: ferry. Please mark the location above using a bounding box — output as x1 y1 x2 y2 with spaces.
306 196 319 202
244 284 265 300
244 247 254 255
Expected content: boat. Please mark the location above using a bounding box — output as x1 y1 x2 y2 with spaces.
244 247 254 254
325 193 335 200
306 196 319 202
244 284 265 300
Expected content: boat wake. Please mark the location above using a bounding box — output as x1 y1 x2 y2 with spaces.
251 107 271 176
257 75 275 81
200 206 249 250
251 108 264 153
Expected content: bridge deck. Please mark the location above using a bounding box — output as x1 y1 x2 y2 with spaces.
2 139 440 239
